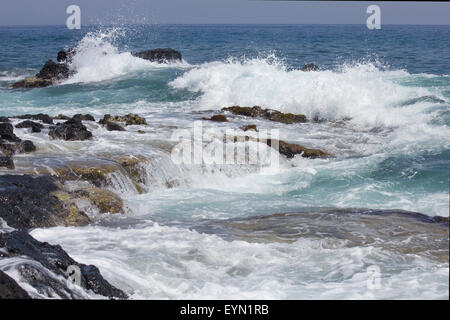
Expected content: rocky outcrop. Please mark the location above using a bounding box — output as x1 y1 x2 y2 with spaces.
202 115 228 122
12 60 72 89
57 48 76 63
49 118 93 141
132 48 182 63
72 114 95 122
301 63 319 71
0 122 21 142
0 230 127 299
0 116 10 123
99 114 147 126
0 156 14 169
222 106 307 124
0 270 31 299
0 174 89 229
16 113 54 124
267 139 332 159
15 120 44 133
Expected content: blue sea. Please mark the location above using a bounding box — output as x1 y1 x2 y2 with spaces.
0 24 449 299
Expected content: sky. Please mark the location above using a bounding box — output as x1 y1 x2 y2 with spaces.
0 1 449 25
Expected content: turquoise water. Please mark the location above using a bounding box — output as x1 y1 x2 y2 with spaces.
0 25 449 299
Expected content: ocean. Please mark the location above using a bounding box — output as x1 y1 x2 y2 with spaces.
0 24 449 299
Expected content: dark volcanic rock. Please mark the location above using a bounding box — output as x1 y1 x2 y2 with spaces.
17 140 37 153
36 60 70 80
202 115 229 122
0 231 127 299
301 63 319 71
0 116 10 123
105 121 126 132
0 143 16 156
49 118 93 141
15 120 44 133
0 270 30 299
73 114 95 122
132 48 182 63
0 156 15 169
0 174 89 229
0 122 21 142
267 139 332 159
57 48 76 63
222 106 307 124
16 113 54 124
53 114 71 121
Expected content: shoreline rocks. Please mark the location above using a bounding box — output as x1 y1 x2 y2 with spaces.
222 106 307 124
0 230 127 299
49 118 93 141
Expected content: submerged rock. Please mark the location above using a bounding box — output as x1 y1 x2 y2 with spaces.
241 124 258 132
222 106 307 124
0 156 14 169
0 230 127 299
105 121 126 132
73 188 124 214
0 140 36 156
301 63 319 71
15 120 44 133
49 118 93 141
132 48 182 63
202 115 229 122
267 139 332 159
0 270 30 299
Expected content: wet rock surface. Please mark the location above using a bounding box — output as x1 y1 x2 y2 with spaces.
132 48 182 63
49 118 93 141
301 63 319 71
0 156 15 169
0 269 31 299
15 120 44 133
222 106 307 124
99 113 147 126
0 230 127 299
192 209 449 262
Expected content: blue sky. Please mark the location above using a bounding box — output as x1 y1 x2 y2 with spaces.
0 1 449 25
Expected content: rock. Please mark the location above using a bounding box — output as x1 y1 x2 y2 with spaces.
0 230 127 299
57 48 76 63
137 130 146 134
222 106 307 124
202 114 228 122
15 120 44 133
132 48 182 63
266 139 332 158
0 122 21 142
0 116 10 123
301 63 319 71
52 163 121 188
0 174 90 229
16 113 54 124
241 124 258 132
12 59 73 89
99 114 147 126
49 118 93 141
0 144 16 156
72 114 95 122
17 140 36 153
11 77 53 89
105 121 126 132
0 157 14 169
53 114 71 120
114 155 149 186
36 60 71 80
74 188 124 214
0 270 30 299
